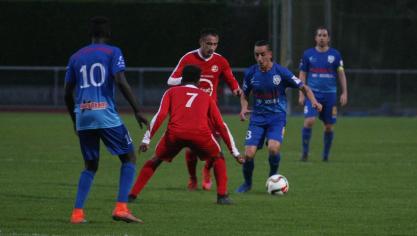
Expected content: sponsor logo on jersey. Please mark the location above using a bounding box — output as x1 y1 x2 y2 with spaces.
328 55 335 63
211 65 219 72
273 75 281 85
309 56 316 63
80 101 108 110
199 79 214 96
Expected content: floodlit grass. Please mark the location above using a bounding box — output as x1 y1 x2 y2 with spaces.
0 112 416 236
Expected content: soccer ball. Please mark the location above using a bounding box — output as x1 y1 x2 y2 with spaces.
266 174 289 195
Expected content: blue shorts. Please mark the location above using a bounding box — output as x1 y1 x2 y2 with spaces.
77 125 134 161
304 92 337 125
245 113 286 149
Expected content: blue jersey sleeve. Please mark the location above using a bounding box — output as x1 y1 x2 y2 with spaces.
333 50 344 71
64 58 75 85
299 51 309 72
242 67 254 97
111 47 126 76
281 67 303 89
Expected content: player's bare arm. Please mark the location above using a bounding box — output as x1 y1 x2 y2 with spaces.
64 81 77 133
298 71 307 105
337 69 348 106
239 93 251 121
114 72 148 128
300 84 322 112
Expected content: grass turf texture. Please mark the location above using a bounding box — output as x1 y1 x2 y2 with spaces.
0 112 416 236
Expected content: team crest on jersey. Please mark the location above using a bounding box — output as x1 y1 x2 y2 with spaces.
211 65 218 72
273 75 281 85
117 56 125 67
328 55 335 63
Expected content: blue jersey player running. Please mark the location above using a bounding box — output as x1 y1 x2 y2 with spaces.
298 26 348 162
64 17 148 224
236 40 322 193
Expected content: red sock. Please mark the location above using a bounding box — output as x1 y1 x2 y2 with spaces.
129 160 157 197
213 154 228 195
203 158 214 182
185 149 198 180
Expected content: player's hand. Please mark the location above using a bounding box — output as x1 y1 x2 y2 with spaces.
233 88 242 97
134 112 149 129
298 93 305 106
239 107 251 121
234 154 245 164
139 142 149 152
340 93 348 106
312 102 323 112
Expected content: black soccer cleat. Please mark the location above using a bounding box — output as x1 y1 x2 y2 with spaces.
301 153 309 162
217 195 233 205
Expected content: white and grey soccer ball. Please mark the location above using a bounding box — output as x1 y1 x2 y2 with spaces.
266 174 289 195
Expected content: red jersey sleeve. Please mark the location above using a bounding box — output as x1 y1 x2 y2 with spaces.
142 89 171 144
167 53 191 86
221 58 240 92
208 99 240 157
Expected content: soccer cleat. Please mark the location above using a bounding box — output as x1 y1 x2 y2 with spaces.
128 194 137 203
301 153 309 162
235 182 252 193
187 178 197 191
70 208 87 224
202 167 212 191
112 206 143 224
217 195 233 205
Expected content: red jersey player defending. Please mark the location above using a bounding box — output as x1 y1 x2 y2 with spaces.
167 28 242 191
129 65 243 205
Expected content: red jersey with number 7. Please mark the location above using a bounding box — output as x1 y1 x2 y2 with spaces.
142 84 239 157
167 49 239 103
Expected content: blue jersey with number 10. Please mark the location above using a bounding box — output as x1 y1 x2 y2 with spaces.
65 43 126 131
242 63 303 115
299 47 344 93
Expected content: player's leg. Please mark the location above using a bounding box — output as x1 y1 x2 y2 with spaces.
71 130 100 224
267 117 285 175
99 125 143 223
129 156 163 201
185 148 198 190
320 94 337 161
130 132 181 199
236 124 264 193
192 134 231 204
201 132 221 191
302 98 318 161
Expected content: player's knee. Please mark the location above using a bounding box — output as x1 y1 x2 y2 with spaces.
267 142 281 155
324 124 333 132
304 118 315 128
245 150 256 159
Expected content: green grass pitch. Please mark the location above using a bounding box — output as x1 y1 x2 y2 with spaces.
0 112 416 236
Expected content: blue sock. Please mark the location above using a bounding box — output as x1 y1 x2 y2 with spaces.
268 153 281 176
117 162 136 202
242 158 254 186
323 131 334 160
302 127 312 155
74 170 95 209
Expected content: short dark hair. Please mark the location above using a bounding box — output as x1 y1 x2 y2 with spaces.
254 40 272 52
315 26 330 36
182 65 201 84
89 16 111 39
200 28 219 39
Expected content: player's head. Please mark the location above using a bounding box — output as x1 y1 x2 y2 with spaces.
89 16 111 41
182 65 201 84
315 26 330 48
254 40 273 70
199 28 219 58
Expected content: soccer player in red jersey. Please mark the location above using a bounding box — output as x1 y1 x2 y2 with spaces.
167 28 242 191
129 65 244 204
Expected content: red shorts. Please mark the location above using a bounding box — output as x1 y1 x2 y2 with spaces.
155 131 221 162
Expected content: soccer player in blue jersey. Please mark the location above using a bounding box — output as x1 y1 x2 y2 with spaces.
64 16 148 224
236 40 322 193
298 26 348 162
